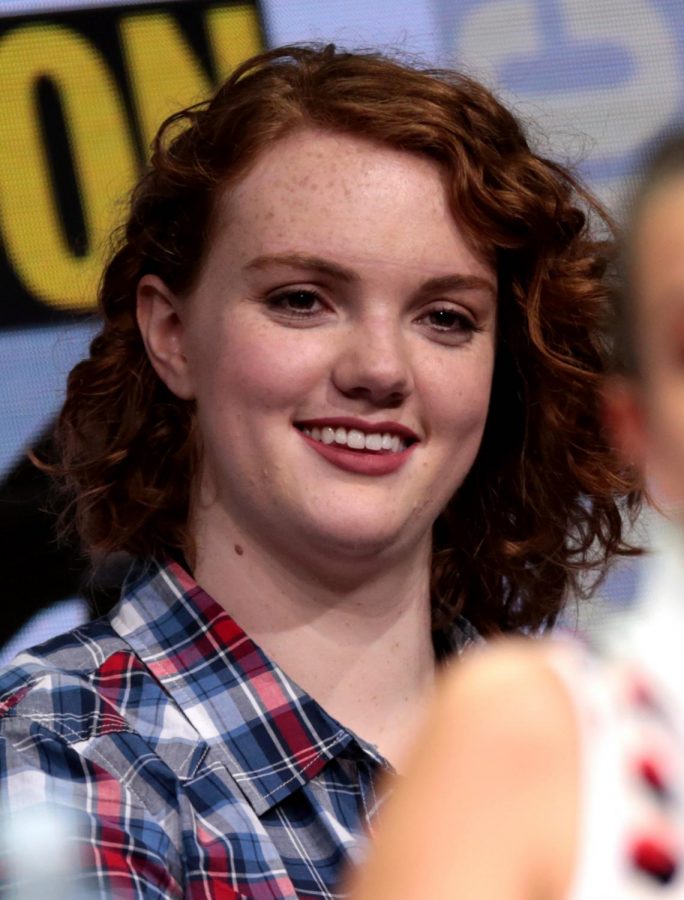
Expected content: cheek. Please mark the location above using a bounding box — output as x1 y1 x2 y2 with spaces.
422 347 495 439
644 379 684 505
653 390 684 459
194 320 330 418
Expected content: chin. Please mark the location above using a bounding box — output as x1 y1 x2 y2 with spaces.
301 512 422 560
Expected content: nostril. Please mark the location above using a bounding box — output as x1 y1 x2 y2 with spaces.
331 343 413 406
341 385 407 408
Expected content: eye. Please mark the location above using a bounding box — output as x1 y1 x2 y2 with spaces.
426 308 470 330
266 288 326 317
418 306 481 341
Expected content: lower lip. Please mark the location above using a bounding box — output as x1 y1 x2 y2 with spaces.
298 431 417 475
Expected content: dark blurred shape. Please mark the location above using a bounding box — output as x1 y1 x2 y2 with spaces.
0 427 128 650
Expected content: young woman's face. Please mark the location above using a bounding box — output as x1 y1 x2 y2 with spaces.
628 175 684 516
143 128 497 566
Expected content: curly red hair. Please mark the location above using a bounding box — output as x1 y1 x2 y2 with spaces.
49 45 640 635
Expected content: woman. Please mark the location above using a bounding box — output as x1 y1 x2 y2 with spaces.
0 45 636 897
349 133 684 899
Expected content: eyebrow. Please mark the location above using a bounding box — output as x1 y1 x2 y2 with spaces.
417 273 496 299
243 252 496 298
244 253 359 283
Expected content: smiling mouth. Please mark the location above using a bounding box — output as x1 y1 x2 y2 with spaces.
295 424 414 453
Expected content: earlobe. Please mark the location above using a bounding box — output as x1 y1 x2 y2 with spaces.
136 274 195 400
602 376 648 470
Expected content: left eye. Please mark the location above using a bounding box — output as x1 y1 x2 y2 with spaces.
267 289 324 315
423 308 474 332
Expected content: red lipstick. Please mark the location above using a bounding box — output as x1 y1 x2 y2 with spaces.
294 417 419 476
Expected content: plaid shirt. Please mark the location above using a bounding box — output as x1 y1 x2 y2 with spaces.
0 560 479 898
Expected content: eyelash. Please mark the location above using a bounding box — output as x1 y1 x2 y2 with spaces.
420 307 480 335
265 289 482 339
266 288 325 316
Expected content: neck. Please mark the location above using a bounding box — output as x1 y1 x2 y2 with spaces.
191 513 437 771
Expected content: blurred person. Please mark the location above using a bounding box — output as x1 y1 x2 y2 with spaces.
0 45 637 897
349 132 684 900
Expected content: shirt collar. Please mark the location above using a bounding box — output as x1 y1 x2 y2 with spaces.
110 559 355 815
110 559 481 815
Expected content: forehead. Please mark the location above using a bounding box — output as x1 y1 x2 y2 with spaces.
211 127 493 279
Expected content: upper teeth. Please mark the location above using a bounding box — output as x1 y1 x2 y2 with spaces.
300 425 407 452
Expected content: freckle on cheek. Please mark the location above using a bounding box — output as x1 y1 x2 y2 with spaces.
234 544 244 556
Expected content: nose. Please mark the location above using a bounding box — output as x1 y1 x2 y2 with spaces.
331 317 414 408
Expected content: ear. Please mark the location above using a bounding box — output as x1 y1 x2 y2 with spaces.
602 375 648 471
136 274 195 400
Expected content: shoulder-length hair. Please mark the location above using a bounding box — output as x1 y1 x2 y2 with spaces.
49 44 640 635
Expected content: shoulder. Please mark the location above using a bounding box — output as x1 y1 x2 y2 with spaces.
0 616 198 818
0 621 186 895
439 637 578 750
0 617 126 698
406 639 580 898
417 638 580 838
0 617 157 749
351 639 581 900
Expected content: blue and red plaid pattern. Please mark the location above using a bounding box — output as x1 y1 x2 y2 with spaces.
0 560 479 898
